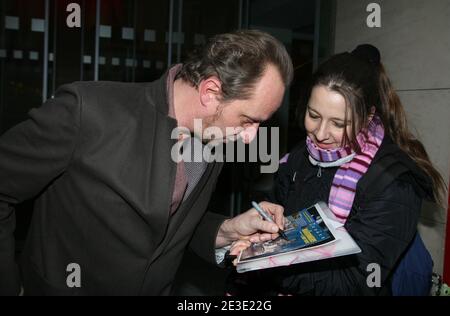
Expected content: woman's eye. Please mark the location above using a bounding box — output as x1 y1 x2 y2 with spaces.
308 112 319 119
333 121 346 128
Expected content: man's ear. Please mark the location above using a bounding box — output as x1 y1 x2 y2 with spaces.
198 76 222 109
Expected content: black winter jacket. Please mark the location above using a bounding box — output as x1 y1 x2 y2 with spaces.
233 136 433 296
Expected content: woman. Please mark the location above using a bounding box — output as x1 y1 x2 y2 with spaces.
227 44 446 295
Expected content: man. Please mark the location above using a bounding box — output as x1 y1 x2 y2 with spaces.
0 30 293 295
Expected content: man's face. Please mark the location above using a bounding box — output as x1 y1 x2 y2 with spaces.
203 64 285 144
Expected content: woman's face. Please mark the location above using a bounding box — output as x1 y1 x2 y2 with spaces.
304 85 353 150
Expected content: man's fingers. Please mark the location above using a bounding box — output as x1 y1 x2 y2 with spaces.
249 234 261 243
271 233 280 240
259 202 285 229
251 216 279 234
249 233 275 243
259 233 273 242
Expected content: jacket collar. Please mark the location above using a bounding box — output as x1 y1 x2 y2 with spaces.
145 66 179 119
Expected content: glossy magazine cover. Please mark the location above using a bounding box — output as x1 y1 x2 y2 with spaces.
236 202 361 273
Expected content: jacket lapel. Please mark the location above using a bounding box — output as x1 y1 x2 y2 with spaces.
144 114 178 252
149 162 220 263
140 73 178 252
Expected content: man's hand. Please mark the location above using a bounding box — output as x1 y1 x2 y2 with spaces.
215 201 285 248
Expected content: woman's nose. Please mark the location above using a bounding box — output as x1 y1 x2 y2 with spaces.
314 123 329 141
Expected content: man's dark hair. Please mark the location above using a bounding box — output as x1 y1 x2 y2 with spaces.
176 29 293 102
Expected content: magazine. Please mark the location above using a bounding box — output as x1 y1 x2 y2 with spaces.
236 201 361 273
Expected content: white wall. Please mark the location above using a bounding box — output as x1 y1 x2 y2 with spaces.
334 0 449 274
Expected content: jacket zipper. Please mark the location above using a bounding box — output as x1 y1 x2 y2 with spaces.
317 166 322 178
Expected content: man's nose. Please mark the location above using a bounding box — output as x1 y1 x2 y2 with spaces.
240 123 259 144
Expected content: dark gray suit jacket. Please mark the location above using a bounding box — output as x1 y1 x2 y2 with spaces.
0 73 225 295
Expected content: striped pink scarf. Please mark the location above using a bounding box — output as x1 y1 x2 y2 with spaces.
307 116 385 223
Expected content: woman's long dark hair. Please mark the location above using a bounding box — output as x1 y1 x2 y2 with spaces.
302 45 446 205
377 64 446 205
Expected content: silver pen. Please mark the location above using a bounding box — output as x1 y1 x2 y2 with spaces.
251 201 289 241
